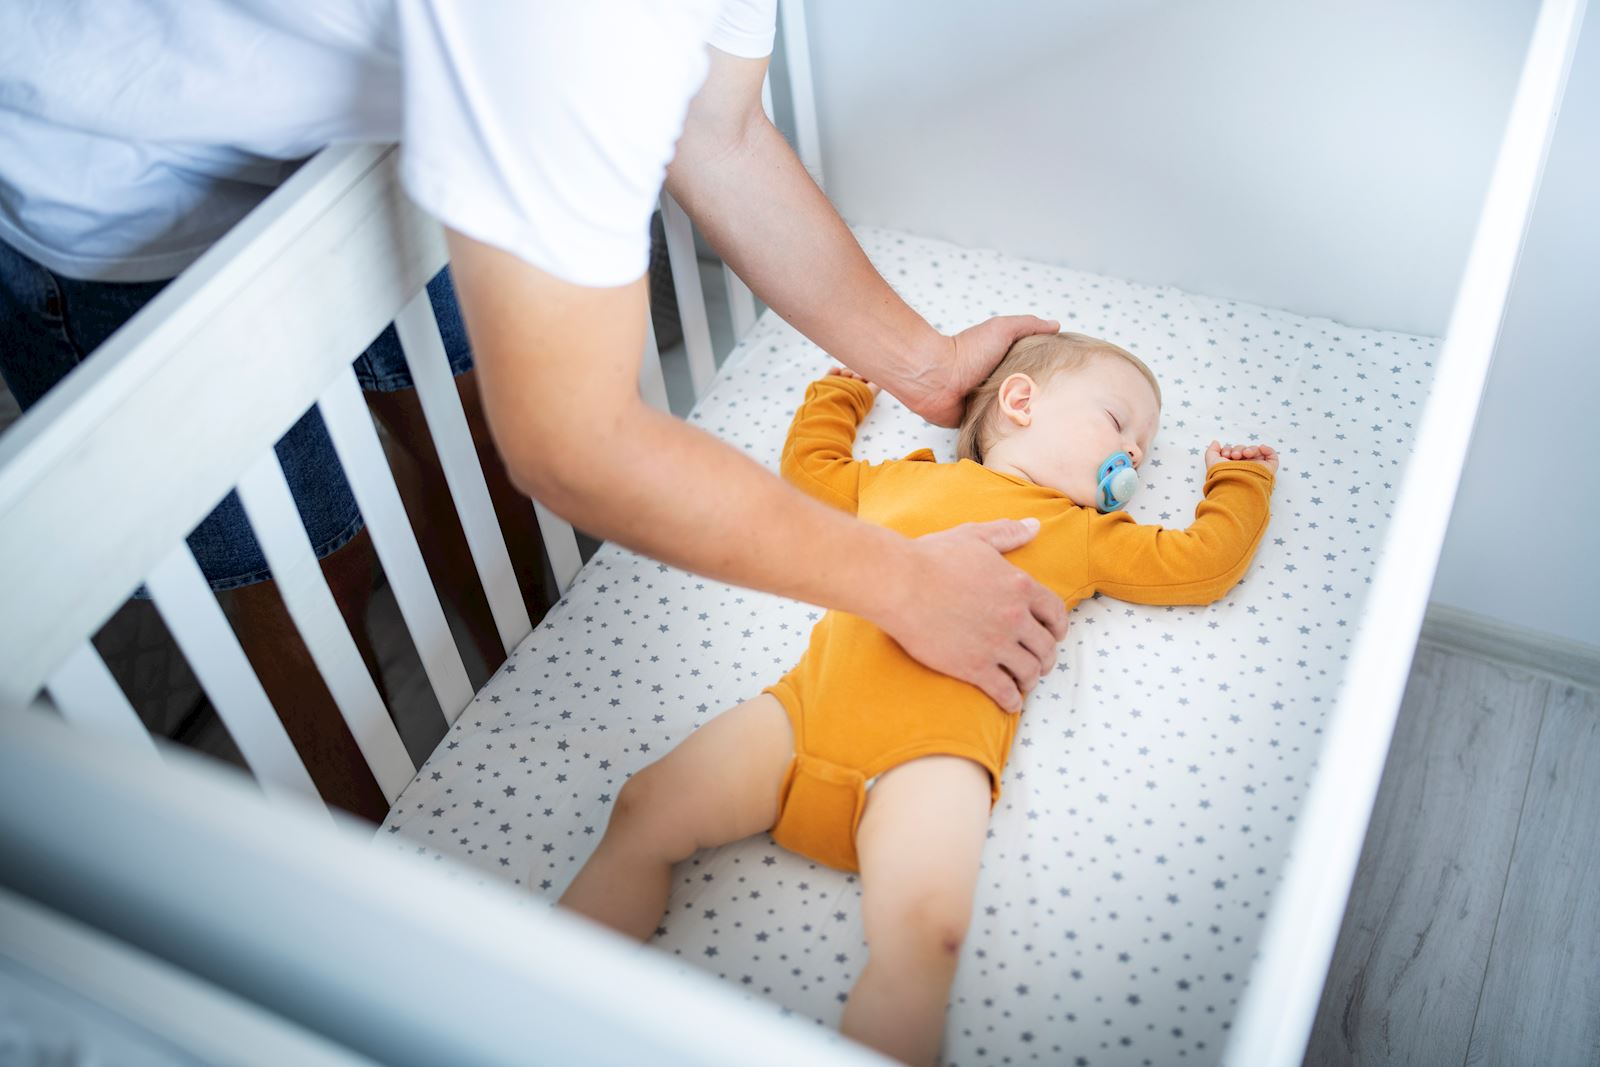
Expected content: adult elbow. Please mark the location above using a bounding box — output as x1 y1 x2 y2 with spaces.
501 438 599 523
495 403 648 530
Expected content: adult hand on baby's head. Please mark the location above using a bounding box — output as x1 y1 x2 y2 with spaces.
827 365 880 395
905 315 1060 428
1206 440 1279 475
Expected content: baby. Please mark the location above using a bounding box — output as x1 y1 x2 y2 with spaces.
561 332 1278 1066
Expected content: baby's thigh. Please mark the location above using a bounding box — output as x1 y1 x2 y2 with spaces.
855 756 993 926
624 692 795 849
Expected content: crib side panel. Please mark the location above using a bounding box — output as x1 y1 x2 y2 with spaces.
317 371 476 722
144 545 327 815
234 449 415 804
1221 0 1589 1062
660 194 717 397
779 0 824 189
0 711 897 1067
392 292 534 657
0 146 445 706
44 643 159 758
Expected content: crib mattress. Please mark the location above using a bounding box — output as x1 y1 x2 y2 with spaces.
380 227 1436 1065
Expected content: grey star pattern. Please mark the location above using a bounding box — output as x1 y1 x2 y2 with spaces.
379 227 1435 1065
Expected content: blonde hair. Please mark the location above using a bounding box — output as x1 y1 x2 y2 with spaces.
956 332 1162 464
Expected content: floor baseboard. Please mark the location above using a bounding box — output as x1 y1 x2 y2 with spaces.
1421 603 1600 693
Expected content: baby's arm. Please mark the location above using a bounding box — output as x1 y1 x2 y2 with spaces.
779 370 879 514
1084 440 1278 606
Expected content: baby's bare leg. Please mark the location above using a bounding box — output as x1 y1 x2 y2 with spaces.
558 693 794 940
842 755 992 1067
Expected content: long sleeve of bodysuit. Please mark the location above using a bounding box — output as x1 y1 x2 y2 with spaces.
779 375 876 514
1082 461 1276 606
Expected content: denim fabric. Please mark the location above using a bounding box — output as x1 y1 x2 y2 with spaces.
0 240 472 590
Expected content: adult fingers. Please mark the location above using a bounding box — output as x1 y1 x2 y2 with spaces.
1028 578 1069 641
968 516 1041 554
979 665 1025 713
992 314 1060 343
1016 616 1059 675
997 643 1040 703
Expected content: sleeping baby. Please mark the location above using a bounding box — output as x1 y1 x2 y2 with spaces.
560 331 1278 1066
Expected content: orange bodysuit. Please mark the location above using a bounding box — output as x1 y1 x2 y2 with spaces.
763 375 1277 872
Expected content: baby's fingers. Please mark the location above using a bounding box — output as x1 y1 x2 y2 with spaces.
827 365 879 393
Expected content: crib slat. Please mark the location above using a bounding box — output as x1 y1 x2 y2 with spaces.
779 0 825 190
235 450 414 804
639 315 672 413
660 195 717 399
392 291 532 658
318 371 474 724
532 498 584 599
723 264 758 340
144 545 326 813
45 642 159 757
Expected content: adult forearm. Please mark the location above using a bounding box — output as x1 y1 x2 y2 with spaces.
666 116 951 409
514 399 911 622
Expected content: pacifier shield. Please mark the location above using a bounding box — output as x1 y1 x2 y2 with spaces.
1096 452 1139 512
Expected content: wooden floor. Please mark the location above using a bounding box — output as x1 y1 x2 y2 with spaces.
1305 642 1600 1067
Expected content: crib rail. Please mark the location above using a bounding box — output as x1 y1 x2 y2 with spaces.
1222 0 1588 1062
0 707 894 1067
0 144 769 810
0 1 821 818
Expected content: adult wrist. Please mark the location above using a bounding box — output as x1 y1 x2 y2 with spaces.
878 328 955 423
829 521 920 631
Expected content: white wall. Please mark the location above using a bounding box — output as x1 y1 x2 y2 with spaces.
1429 13 1600 648
807 0 1536 337
803 0 1597 647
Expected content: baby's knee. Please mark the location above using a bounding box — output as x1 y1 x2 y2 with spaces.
608 765 694 854
611 766 664 828
890 892 974 957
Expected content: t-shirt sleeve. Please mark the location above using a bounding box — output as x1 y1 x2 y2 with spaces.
707 0 777 58
396 0 745 287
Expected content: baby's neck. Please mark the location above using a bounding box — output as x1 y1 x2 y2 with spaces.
981 457 1036 484
977 441 1038 486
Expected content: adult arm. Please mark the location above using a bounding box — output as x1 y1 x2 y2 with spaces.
665 48 1058 428
448 232 1065 709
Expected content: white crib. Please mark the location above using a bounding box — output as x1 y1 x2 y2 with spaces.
0 1 1586 1063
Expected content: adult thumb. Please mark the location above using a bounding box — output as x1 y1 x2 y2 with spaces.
971 516 1041 553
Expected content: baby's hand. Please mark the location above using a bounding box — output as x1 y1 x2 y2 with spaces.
827 365 880 395
1206 440 1279 474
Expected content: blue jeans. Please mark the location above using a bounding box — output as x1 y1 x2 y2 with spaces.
0 239 474 590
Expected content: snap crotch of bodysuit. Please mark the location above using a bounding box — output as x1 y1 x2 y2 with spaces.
770 752 869 872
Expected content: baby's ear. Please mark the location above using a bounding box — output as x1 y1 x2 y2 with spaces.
997 373 1036 427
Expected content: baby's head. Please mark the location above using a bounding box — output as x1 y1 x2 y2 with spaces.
957 332 1162 507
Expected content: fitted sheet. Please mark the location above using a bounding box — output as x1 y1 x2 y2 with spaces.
380 226 1436 1065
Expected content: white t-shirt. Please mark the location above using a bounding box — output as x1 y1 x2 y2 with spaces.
0 0 775 285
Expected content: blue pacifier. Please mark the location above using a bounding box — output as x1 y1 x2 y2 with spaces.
1096 452 1139 513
